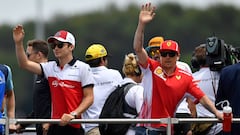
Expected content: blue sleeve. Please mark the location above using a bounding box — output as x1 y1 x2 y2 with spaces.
5 65 13 91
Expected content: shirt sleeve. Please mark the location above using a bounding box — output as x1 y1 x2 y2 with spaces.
188 77 205 101
5 65 13 91
134 85 144 113
80 63 95 87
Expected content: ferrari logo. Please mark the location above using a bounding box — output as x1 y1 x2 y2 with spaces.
167 41 172 47
176 75 181 80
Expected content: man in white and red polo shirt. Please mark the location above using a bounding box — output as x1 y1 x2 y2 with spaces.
13 25 94 135
133 3 223 135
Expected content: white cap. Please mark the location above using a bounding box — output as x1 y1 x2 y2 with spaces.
47 30 75 46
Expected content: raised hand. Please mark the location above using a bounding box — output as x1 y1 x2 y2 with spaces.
139 3 156 24
12 25 25 45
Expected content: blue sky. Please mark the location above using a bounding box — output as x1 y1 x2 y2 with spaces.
1 0 240 26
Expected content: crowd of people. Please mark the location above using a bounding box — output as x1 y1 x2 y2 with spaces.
0 2 239 135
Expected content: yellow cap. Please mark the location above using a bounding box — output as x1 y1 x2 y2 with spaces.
148 36 164 47
85 44 108 61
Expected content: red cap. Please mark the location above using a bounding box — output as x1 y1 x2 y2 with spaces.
160 40 180 54
47 30 75 46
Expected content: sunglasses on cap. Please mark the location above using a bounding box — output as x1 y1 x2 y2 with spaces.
160 51 177 57
50 42 65 49
149 49 160 57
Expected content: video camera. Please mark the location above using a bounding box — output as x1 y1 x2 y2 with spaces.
206 36 240 71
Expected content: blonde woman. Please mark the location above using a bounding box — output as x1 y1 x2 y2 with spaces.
121 53 144 135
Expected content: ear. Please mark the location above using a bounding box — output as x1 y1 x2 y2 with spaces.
70 44 75 50
177 56 180 60
177 55 180 60
37 51 42 58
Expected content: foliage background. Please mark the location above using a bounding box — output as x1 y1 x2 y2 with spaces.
1 3 240 117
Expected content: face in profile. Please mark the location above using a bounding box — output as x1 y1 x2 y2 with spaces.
26 46 38 62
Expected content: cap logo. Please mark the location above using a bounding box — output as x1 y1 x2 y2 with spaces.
167 41 172 47
100 49 105 54
55 31 67 39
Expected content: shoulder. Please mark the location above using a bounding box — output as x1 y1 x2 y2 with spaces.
75 60 90 67
177 68 192 77
177 61 189 67
0 64 11 75
132 85 144 91
108 68 121 75
176 61 192 73
0 64 9 70
40 61 56 66
96 67 122 78
146 58 160 69
126 82 142 90
128 85 144 97
222 63 240 73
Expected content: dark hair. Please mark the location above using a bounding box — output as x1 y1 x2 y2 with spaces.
86 56 107 67
27 40 49 58
191 44 207 69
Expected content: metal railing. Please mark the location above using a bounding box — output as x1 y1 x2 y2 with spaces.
1 117 240 135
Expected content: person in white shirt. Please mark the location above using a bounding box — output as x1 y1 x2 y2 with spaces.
82 44 123 135
192 44 222 135
121 53 144 135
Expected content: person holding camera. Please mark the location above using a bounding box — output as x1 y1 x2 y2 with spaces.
191 44 222 135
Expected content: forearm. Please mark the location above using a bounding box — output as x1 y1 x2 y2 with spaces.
133 21 145 53
74 96 93 117
133 21 148 65
15 42 29 68
6 91 15 119
199 95 218 116
73 87 94 117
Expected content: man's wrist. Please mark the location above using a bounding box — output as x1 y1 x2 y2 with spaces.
70 112 78 118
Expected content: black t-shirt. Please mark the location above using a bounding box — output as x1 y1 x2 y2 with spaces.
32 74 51 119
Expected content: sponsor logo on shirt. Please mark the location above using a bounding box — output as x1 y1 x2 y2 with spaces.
176 75 181 80
96 81 113 86
36 80 42 83
154 67 166 81
52 80 75 88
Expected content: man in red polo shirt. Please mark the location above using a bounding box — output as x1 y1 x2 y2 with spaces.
133 3 223 135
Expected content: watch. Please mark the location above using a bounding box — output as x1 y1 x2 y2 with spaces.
70 111 78 118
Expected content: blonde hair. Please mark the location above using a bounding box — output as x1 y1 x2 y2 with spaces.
122 53 141 76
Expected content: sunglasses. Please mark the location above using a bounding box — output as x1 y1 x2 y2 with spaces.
50 42 64 49
160 51 177 57
149 49 160 57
